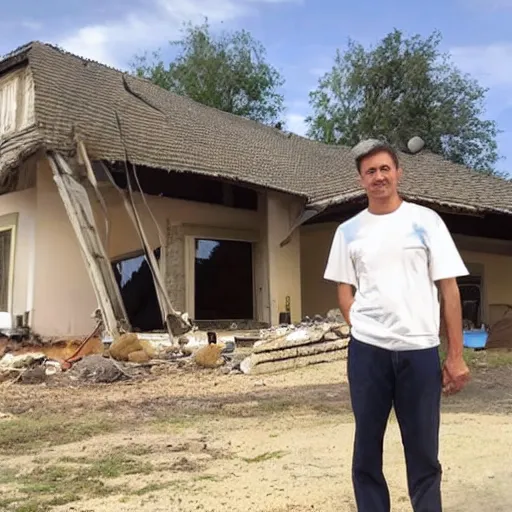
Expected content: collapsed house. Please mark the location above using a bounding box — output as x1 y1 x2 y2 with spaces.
1 42 512 343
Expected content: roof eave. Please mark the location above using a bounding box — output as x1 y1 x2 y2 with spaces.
0 42 33 75
400 193 512 217
307 191 512 217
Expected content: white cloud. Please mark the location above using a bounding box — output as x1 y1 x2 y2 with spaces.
285 113 308 136
451 43 512 88
20 20 43 31
57 0 299 68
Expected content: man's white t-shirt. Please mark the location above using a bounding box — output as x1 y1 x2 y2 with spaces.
324 201 468 351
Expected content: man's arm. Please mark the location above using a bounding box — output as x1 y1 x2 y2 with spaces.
324 226 357 324
438 278 470 394
438 278 464 359
337 283 355 326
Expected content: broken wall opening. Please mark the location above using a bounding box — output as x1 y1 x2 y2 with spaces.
112 247 164 332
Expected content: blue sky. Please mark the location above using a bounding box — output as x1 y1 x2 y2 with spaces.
2 0 512 175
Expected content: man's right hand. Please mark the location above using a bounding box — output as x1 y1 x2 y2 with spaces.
442 355 470 395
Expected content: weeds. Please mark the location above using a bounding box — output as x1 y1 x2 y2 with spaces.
0 414 118 455
242 450 288 463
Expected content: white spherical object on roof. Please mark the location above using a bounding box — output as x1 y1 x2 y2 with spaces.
407 136 425 154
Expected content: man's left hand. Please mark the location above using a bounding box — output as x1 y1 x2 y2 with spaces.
442 356 470 395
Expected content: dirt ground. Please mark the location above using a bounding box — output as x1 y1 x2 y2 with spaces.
1 350 512 512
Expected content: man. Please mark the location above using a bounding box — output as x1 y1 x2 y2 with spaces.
323 139 470 512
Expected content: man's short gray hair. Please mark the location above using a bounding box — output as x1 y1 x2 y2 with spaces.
351 139 399 173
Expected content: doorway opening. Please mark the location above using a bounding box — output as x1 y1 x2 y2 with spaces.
194 239 254 320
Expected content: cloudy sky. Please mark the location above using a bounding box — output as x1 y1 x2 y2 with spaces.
2 0 512 175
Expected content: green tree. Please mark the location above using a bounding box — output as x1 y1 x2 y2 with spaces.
131 20 285 125
307 30 500 174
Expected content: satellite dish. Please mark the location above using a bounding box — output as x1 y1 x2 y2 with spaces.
407 136 425 154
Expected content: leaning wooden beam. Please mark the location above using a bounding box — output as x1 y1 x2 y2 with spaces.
109 112 192 339
131 164 168 284
77 140 110 247
48 152 130 337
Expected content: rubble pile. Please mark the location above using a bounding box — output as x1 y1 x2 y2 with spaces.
69 355 124 383
0 327 238 385
0 309 351 384
240 314 350 375
0 352 54 384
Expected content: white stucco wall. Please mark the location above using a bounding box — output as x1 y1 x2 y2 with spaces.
0 187 36 320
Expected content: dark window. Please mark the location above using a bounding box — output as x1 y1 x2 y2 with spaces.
112 248 163 332
458 275 482 329
194 239 254 320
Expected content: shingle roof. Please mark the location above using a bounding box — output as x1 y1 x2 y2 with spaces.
1 41 512 215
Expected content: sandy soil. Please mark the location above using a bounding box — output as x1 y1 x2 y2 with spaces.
1 355 512 511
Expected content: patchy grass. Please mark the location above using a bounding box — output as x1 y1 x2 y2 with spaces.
463 348 512 368
84 453 155 479
131 482 172 496
242 450 288 463
12 502 49 512
0 413 119 455
439 346 512 369
150 401 297 433
0 448 171 511
195 474 221 482
150 414 199 433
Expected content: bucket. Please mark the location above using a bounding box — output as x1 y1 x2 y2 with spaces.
463 330 488 349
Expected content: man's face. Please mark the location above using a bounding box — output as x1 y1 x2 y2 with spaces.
358 150 402 200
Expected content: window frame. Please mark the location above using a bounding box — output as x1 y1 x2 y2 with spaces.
183 226 259 321
0 213 18 313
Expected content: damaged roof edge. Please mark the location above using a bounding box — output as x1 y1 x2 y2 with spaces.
0 42 32 74
0 129 45 186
